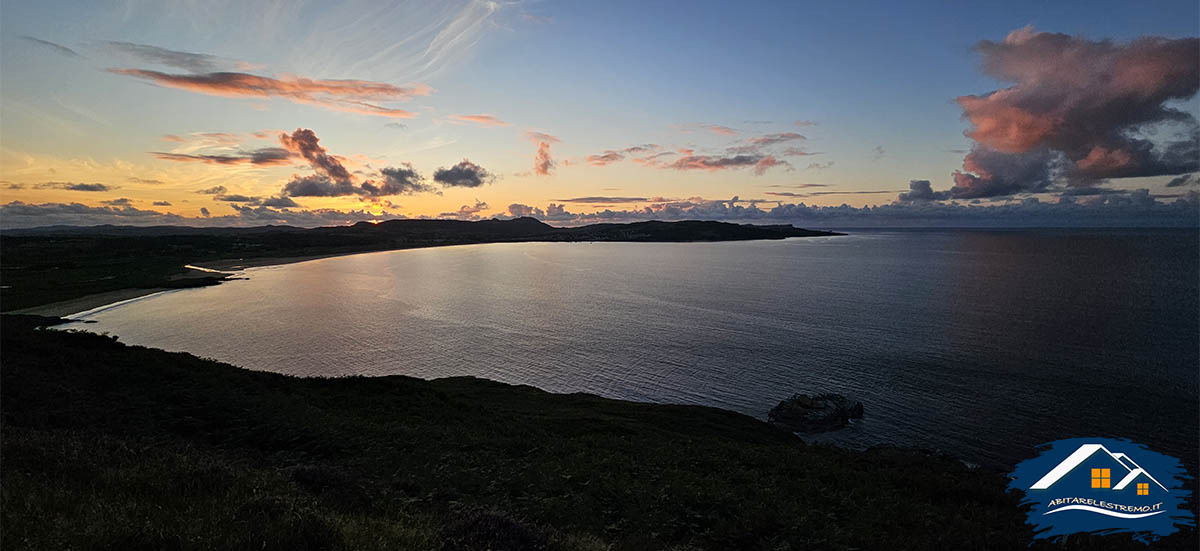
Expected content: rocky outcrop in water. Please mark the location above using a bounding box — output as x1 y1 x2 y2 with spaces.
768 393 863 433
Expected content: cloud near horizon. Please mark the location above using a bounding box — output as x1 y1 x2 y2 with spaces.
934 27 1199 201
3 189 1196 230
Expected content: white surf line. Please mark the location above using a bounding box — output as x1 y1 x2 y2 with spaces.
183 264 232 273
1044 505 1165 519
63 290 176 320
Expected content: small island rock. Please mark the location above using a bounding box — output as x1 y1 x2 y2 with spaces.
767 393 864 433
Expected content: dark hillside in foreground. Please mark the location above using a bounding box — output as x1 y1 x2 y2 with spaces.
0 218 839 310
3 316 1194 550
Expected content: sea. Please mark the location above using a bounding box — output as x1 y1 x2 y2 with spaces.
61 228 1200 470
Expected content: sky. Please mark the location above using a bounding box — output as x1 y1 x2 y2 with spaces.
1 0 1198 228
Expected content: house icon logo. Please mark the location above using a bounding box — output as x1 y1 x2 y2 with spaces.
1009 437 1194 542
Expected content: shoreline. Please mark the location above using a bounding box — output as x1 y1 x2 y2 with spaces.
13 236 837 317
9 287 171 318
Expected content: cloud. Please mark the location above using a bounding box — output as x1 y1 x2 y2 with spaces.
433 159 496 188
949 147 1056 198
667 154 758 171
586 151 624 166
489 191 1198 228
748 132 806 147
896 180 952 202
260 196 300 208
279 129 352 183
631 151 677 166
793 120 819 127
585 144 662 167
448 114 511 127
363 164 435 195
555 197 649 203
34 182 114 192
151 147 292 165
101 198 134 206
20 36 81 58
281 174 358 197
195 185 228 195
506 203 543 218
807 161 834 170
1166 174 1198 187
210 193 301 207
678 123 739 135
276 129 430 197
109 69 430 118
781 147 818 157
0 199 415 228
214 194 260 203
439 200 489 220
753 156 792 175
664 153 790 175
103 41 224 73
128 177 165 185
527 131 559 176
152 200 172 206
944 27 1200 199
384 122 407 129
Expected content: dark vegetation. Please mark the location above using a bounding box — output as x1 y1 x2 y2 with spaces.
3 315 1194 550
0 218 839 310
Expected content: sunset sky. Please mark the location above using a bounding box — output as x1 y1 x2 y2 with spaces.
1 0 1197 227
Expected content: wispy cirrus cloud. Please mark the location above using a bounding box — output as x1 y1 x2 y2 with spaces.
110 69 431 118
678 122 739 135
448 114 511 127
20 36 82 58
103 41 225 73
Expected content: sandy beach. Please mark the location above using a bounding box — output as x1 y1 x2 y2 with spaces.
9 287 169 317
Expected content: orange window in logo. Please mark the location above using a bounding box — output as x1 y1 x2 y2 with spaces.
1091 468 1111 488
1137 483 1149 495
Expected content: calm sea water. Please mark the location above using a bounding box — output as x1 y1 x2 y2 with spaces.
63 229 1199 469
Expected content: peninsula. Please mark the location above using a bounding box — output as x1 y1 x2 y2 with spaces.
0 218 840 313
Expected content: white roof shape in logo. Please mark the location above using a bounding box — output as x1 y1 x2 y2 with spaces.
1030 443 1168 491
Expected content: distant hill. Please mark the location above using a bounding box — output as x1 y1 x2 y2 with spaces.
2 217 837 240
0 218 839 311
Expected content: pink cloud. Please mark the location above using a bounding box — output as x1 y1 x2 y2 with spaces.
526 131 559 176
448 114 511 127
110 69 430 118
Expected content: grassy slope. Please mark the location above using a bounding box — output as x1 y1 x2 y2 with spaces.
1 318 1193 550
